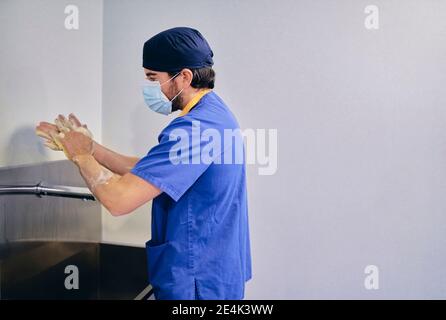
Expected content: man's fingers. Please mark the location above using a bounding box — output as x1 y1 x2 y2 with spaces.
60 114 75 130
36 122 59 136
49 131 64 144
55 117 70 133
56 114 73 131
35 120 69 152
69 114 93 138
44 140 61 151
55 131 73 160
68 114 93 138
35 128 53 140
69 113 83 127
36 121 60 140
38 121 59 131
54 118 64 132
49 131 69 157
42 114 93 142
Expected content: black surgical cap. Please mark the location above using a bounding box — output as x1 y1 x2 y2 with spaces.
142 27 214 72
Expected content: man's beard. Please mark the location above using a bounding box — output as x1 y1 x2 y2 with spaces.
171 93 183 112
168 81 184 112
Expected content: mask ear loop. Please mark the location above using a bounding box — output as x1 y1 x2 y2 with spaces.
160 71 181 86
171 86 185 102
162 71 184 102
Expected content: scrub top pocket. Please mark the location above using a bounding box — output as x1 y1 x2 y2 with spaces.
145 240 173 288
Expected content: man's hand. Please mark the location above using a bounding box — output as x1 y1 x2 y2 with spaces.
54 113 93 139
35 113 94 155
35 121 62 151
50 130 94 161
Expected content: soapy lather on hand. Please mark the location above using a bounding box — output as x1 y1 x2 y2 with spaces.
35 113 115 192
35 113 94 157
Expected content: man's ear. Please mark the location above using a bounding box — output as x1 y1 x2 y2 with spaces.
180 68 193 87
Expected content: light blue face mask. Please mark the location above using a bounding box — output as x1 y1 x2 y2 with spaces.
142 72 184 115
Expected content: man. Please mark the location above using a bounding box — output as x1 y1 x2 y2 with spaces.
35 27 252 300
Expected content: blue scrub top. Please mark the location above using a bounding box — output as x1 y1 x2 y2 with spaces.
131 91 252 300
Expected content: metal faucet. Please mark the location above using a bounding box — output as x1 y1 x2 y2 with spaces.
0 181 95 201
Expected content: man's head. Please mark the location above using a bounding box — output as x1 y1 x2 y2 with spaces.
142 27 215 111
144 67 215 111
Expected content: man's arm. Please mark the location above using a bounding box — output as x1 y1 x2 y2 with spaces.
73 154 161 216
92 141 140 176
44 128 158 215
35 118 139 176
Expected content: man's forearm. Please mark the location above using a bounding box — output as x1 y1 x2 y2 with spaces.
92 141 140 175
73 154 127 216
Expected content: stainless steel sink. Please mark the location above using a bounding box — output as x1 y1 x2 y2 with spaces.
0 241 150 300
0 160 152 300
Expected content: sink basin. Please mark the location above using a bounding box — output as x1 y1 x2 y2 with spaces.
0 241 151 300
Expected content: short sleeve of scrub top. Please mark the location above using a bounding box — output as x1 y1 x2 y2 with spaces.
130 116 219 202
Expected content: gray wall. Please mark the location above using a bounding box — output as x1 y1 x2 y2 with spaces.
102 0 446 299
2 0 446 299
0 0 103 167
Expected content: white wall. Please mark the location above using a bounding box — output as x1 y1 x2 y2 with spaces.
101 0 446 299
0 0 103 167
3 0 446 299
